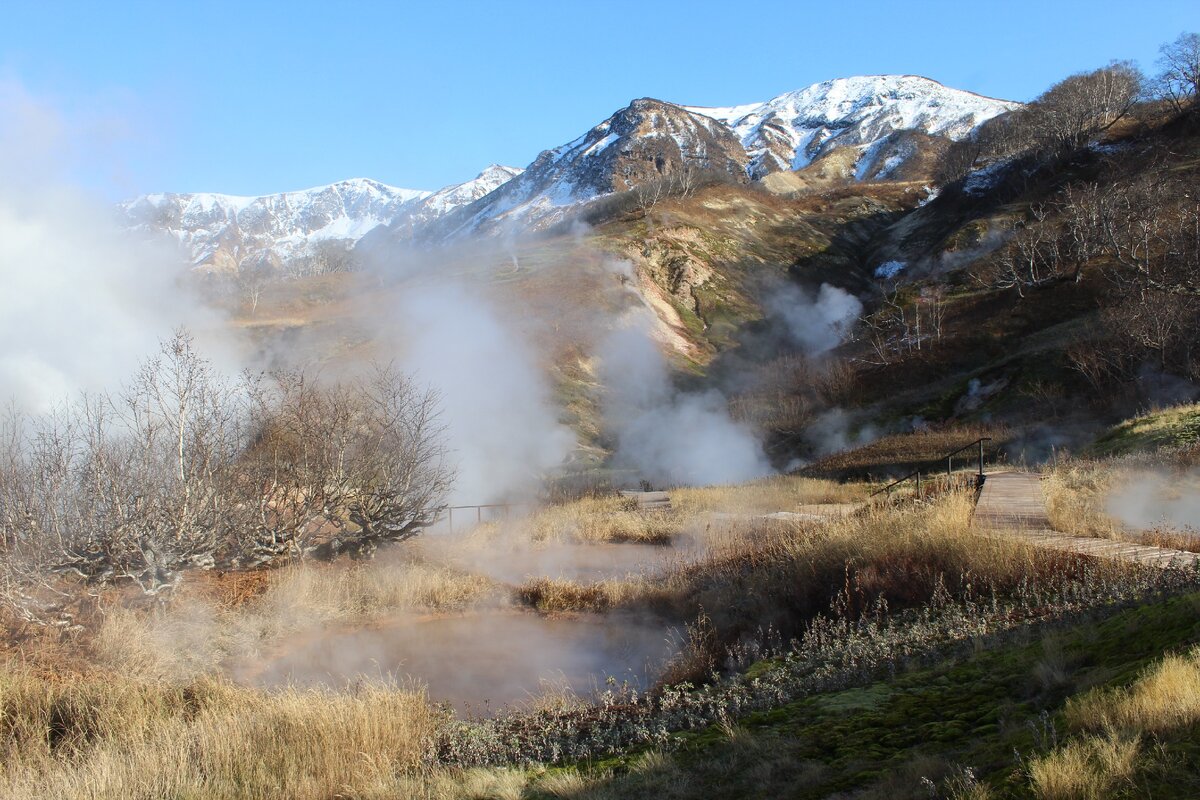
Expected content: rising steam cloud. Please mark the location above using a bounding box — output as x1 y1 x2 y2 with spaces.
0 80 229 412
599 314 771 487
767 282 863 355
1106 470 1200 532
388 283 576 504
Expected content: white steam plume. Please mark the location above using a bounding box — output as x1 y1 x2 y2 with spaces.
767 282 863 355
599 314 771 487
0 80 231 412
1106 470 1200 533
388 283 576 504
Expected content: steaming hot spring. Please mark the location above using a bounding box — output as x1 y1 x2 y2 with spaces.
225 518 713 715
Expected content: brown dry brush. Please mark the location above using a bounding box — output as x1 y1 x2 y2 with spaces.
1 497 1197 796
0 330 455 621
520 494 1135 685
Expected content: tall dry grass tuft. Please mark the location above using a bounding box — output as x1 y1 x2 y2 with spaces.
514 490 1106 679
463 476 863 548
1028 642 1200 799
1067 645 1200 735
260 558 496 619
1043 464 1122 539
669 476 865 515
0 666 439 799
1027 733 1140 800
522 496 678 544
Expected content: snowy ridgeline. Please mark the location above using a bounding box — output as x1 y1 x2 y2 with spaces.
120 75 1018 269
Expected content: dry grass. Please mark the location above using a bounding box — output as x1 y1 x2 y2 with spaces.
1043 462 1122 539
1028 640 1200 798
0 480 1159 800
799 426 1007 482
0 666 439 800
521 496 679 544
90 557 497 681
517 490 1101 677
1067 645 1200 736
260 558 496 618
669 476 865 514
478 476 862 547
1028 733 1140 800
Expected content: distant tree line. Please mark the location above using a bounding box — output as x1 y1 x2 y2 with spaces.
0 331 453 620
939 33 1200 184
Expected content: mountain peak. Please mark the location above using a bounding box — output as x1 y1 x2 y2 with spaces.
686 74 1018 179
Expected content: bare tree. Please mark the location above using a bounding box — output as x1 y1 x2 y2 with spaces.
0 331 456 613
237 263 273 314
1026 62 1143 155
1154 32 1200 113
986 205 1069 296
238 367 453 564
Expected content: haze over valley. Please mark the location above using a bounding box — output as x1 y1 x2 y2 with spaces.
3 6 1200 798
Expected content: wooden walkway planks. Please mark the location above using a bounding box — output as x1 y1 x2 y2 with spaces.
973 472 1052 531
619 491 672 511
974 471 1200 569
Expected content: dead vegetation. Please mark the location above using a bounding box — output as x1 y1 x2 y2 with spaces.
0 470 1190 799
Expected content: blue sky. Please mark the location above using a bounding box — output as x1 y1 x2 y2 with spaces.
3 0 1196 198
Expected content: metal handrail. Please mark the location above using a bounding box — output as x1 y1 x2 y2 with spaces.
869 437 993 499
437 502 536 532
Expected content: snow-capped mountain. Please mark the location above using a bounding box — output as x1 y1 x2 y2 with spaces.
120 178 430 271
120 168 524 271
685 75 1018 180
420 98 749 239
123 76 1019 263
388 165 524 237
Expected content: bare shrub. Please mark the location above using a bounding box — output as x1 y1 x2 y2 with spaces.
0 332 454 612
1153 32 1200 114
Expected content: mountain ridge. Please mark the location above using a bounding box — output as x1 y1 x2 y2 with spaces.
121 74 1019 270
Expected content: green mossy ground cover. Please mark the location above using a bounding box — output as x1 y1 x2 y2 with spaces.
529 592 1200 799
1091 404 1200 457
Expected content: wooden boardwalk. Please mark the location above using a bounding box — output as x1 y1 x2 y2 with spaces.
974 471 1200 569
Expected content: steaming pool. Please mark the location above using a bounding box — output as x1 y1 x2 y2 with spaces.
238 610 678 714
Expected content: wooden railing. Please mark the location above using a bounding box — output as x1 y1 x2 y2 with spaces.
869 437 993 499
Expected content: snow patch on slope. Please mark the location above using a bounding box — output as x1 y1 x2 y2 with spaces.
120 178 432 269
686 75 1019 180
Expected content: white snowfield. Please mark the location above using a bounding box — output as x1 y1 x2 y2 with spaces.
120 168 524 269
685 75 1019 178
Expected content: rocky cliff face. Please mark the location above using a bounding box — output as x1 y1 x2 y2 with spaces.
422 98 750 239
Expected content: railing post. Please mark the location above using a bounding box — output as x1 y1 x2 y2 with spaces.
947 455 952 477
978 439 985 478
916 470 921 498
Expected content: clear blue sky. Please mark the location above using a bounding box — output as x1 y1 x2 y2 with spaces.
3 0 1196 198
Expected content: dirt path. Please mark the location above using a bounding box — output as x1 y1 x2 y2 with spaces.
974 471 1200 569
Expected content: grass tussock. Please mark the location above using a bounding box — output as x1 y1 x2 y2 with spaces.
1027 640 1200 799
669 476 865 515
488 476 862 547
1028 733 1140 800
521 496 679 544
1067 645 1200 736
0 666 438 800
1043 462 1122 538
260 558 496 618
